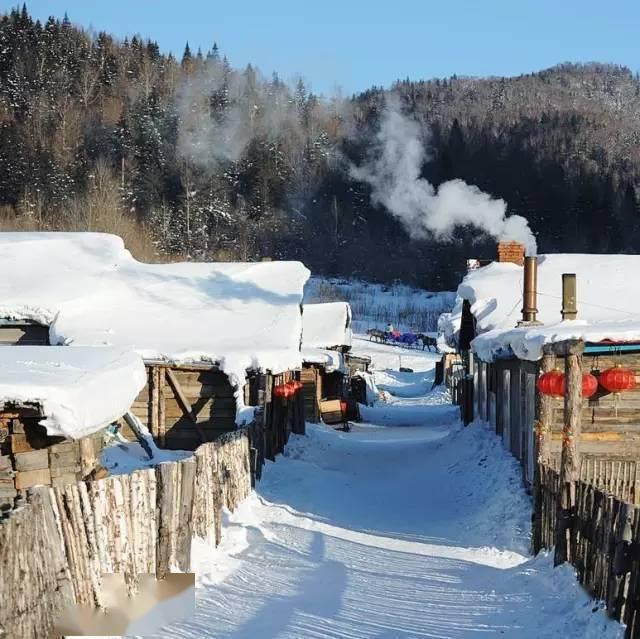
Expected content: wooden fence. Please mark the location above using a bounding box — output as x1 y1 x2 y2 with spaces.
536 462 640 638
0 413 297 639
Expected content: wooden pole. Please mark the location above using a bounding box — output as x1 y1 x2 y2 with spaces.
533 351 555 553
555 339 584 565
150 366 160 440
158 367 166 447
536 352 556 467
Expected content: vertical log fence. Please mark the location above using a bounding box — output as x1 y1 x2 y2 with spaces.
0 387 305 639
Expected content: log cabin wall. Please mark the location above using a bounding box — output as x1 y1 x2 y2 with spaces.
0 413 105 510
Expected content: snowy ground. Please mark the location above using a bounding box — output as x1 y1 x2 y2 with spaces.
149 336 623 639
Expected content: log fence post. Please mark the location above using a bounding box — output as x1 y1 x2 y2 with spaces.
533 351 555 553
555 339 584 566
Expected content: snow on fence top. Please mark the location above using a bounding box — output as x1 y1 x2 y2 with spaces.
0 233 310 383
443 253 640 361
0 346 146 439
302 302 352 350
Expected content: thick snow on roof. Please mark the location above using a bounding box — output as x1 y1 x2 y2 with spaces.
473 319 640 363
0 234 310 386
0 346 146 439
446 253 640 361
462 255 640 330
302 302 352 349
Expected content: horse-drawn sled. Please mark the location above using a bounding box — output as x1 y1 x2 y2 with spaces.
366 328 438 352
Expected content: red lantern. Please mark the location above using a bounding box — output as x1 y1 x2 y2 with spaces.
582 373 599 399
290 380 303 392
273 383 288 399
599 365 636 394
536 370 566 398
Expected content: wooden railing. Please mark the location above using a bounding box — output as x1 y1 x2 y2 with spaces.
536 462 640 637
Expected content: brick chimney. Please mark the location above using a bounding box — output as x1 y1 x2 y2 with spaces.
497 241 525 266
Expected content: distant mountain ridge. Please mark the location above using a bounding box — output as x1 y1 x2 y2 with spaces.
0 6 637 289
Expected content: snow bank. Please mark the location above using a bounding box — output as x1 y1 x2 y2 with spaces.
0 345 146 439
0 233 310 419
443 253 640 359
302 302 352 349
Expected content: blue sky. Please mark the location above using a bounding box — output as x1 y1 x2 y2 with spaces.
6 1 640 96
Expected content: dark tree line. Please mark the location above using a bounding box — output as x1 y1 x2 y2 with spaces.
1 5 639 289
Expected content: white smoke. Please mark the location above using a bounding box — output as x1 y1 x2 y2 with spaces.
350 95 537 254
177 62 305 168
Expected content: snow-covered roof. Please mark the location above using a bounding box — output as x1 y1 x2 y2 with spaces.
0 233 310 386
302 302 352 349
473 319 640 362
0 346 146 439
443 253 640 361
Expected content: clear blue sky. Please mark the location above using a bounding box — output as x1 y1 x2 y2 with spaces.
6 0 640 96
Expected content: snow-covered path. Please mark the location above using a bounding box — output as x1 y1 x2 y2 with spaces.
152 337 623 639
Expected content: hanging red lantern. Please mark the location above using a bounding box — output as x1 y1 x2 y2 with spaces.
599 365 636 394
273 383 289 399
582 373 599 399
536 369 566 398
290 380 304 392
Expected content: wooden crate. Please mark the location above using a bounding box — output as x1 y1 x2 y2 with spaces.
320 399 343 425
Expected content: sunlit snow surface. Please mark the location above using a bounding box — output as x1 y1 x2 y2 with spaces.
150 336 622 639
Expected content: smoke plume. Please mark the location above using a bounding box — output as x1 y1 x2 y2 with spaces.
350 95 536 254
177 63 304 168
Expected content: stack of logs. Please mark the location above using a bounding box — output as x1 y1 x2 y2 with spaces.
0 413 105 510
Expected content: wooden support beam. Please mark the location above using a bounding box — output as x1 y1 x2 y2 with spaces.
150 366 160 439
123 412 154 459
555 339 584 565
165 367 208 444
158 367 166 447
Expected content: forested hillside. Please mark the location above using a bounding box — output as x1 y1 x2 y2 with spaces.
1 6 639 288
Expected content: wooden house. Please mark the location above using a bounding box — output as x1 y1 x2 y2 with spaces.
0 345 146 509
441 243 640 487
300 302 369 422
0 233 310 450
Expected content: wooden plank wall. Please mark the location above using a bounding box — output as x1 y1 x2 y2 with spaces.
549 353 640 459
0 429 255 638
481 354 640 487
301 366 321 423
124 365 305 453
536 462 640 638
124 365 240 450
